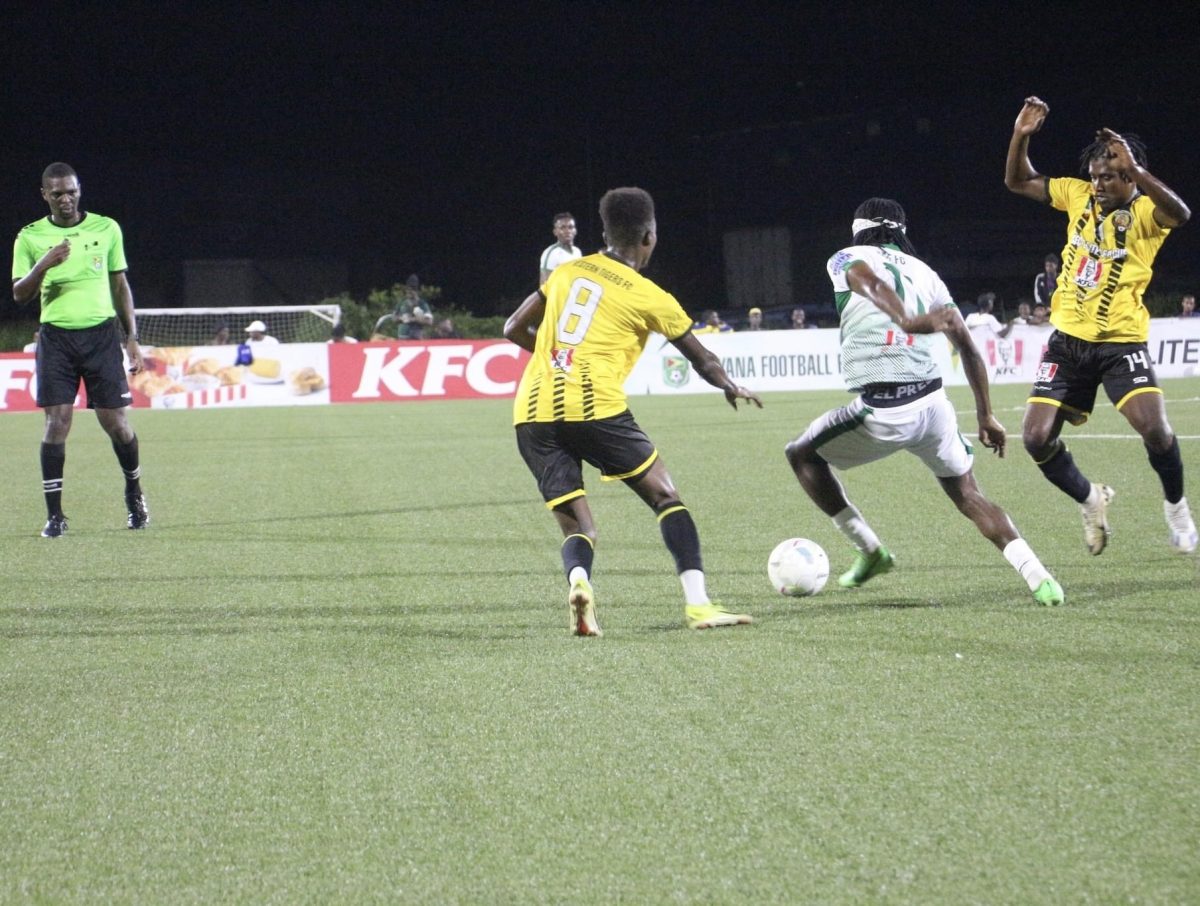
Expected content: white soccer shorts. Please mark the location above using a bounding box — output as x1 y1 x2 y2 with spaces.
798 389 973 478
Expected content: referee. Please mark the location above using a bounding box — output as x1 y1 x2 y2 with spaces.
12 162 149 537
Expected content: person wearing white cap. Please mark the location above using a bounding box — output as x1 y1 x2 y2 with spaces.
244 319 279 347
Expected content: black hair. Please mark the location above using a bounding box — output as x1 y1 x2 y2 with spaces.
553 211 574 225
852 197 916 255
600 187 654 248
42 162 77 185
1079 133 1148 175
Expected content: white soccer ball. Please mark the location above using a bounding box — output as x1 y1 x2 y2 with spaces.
768 538 830 597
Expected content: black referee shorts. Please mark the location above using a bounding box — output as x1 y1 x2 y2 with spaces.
515 410 659 509
37 319 132 409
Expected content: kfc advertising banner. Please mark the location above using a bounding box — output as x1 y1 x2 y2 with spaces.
1 322 1195 413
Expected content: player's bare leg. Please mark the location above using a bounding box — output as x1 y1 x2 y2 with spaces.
939 472 1063 605
785 438 891 588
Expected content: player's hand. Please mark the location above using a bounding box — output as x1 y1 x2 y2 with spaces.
1097 128 1142 182
724 386 763 409
900 307 956 335
39 239 72 270
1014 96 1049 135
978 415 1007 457
126 337 145 375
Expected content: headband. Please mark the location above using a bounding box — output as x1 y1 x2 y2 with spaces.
852 217 906 236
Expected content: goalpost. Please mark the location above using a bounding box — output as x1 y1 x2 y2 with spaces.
134 304 343 347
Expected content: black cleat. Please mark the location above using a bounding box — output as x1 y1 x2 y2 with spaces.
126 492 150 530
41 513 68 538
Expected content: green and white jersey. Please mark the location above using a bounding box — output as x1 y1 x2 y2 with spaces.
12 212 127 329
827 243 955 390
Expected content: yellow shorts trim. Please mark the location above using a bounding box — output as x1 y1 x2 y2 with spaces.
656 504 687 523
545 489 586 510
603 449 659 482
1026 396 1089 427
1114 386 1163 411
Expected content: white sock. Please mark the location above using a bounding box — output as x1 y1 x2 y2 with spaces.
1003 538 1051 590
568 566 589 586
679 569 709 606
832 505 881 553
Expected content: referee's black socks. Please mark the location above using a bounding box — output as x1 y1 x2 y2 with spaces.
40 442 65 517
111 435 142 494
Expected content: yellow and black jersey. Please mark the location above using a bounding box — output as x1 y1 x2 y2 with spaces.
1048 177 1171 343
513 252 693 424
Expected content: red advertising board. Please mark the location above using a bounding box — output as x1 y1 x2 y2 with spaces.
329 339 529 403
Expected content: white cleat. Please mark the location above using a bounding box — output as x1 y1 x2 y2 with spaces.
1080 483 1115 555
1165 497 1198 554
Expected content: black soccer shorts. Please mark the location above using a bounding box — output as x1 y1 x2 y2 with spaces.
36 319 132 409
515 410 659 509
1028 330 1160 425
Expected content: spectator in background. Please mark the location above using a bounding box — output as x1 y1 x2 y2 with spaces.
791 307 817 329
374 274 433 340
244 319 279 346
692 309 733 334
23 329 40 353
1033 253 1059 309
965 292 1013 337
1029 303 1050 327
1180 294 1196 317
539 212 582 284
210 323 230 345
746 307 764 330
433 317 462 338
1010 300 1033 326
328 322 357 343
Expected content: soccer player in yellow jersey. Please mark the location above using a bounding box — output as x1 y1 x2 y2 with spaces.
504 187 762 635
1005 97 1196 555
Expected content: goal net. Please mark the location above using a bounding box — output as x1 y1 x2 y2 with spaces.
134 304 343 347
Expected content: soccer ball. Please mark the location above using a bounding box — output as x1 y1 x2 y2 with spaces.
768 538 830 597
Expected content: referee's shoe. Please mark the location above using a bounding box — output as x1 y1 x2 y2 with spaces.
41 513 68 538
126 492 150 530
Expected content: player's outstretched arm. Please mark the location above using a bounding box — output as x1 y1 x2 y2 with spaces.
1099 128 1192 228
845 262 955 335
943 309 1005 456
1005 96 1051 203
671 331 762 410
503 291 546 354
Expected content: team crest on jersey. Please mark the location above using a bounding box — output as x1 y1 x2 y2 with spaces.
1111 210 1132 233
1034 361 1058 382
550 346 574 372
92 256 104 271
662 355 690 388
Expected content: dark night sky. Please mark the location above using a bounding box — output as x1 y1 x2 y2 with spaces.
4 1 1198 316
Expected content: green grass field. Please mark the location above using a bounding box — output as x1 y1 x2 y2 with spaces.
2 381 1198 903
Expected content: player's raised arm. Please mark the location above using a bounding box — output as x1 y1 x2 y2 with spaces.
844 261 955 335
503 290 545 354
670 331 762 409
1005 96 1051 203
1098 128 1191 228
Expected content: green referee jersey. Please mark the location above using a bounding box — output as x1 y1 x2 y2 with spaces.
12 212 128 329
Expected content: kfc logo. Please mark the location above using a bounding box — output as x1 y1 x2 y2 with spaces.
332 340 528 403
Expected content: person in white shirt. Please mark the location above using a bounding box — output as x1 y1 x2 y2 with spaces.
539 212 581 284
963 292 1013 337
244 319 280 347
